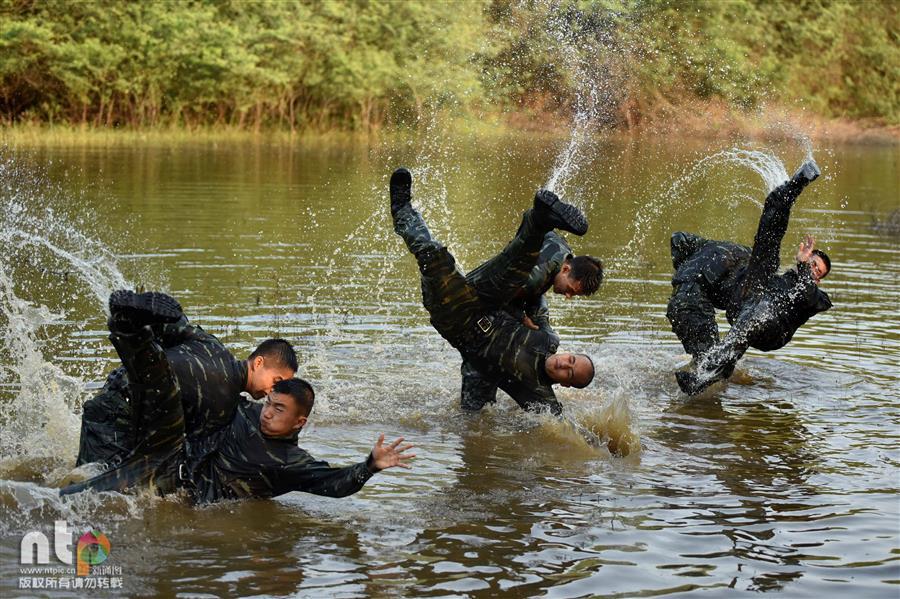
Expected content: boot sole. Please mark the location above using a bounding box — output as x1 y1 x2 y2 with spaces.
109 291 183 326
390 168 412 213
536 192 588 236
792 160 820 185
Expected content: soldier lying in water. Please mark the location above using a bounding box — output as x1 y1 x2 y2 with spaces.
76 290 297 468
61 295 414 503
460 222 603 412
666 159 833 395
390 167 595 415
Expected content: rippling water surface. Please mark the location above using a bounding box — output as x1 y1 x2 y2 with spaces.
0 135 897 597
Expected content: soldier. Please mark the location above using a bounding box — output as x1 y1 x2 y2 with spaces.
76 291 296 467
666 159 833 395
461 231 603 411
390 167 595 415
61 312 414 502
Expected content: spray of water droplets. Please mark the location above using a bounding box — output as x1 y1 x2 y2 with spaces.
0 151 130 483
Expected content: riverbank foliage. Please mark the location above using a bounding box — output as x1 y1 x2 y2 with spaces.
0 0 896 131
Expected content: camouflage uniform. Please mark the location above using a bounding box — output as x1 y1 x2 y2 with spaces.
62 327 375 503
393 202 562 414
76 314 247 467
186 401 374 503
459 231 572 410
666 177 833 387
62 325 187 495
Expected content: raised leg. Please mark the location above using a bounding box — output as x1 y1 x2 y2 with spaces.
468 189 588 305
61 326 184 496
391 169 482 339
466 209 548 305
667 280 720 357
742 160 819 299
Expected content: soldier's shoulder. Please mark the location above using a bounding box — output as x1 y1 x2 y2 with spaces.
544 230 572 252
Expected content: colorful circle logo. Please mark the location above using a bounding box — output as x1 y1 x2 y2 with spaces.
76 530 110 575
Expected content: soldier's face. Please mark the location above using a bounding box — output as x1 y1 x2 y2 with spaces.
247 357 295 398
552 265 583 299
545 353 594 387
810 255 829 283
260 392 307 437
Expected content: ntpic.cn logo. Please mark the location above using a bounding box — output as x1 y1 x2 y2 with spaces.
20 520 111 575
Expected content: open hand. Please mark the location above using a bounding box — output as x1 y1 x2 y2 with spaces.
796 234 816 263
370 434 416 471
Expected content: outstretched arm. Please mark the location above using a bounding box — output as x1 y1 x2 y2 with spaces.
369 434 416 471
278 436 415 498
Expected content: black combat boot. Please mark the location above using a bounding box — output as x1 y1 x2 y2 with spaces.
533 189 589 236
670 232 708 270
390 168 413 216
108 290 184 334
790 159 820 189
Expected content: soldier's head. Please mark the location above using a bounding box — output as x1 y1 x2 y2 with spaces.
809 249 831 284
246 338 298 398
553 256 603 299
544 353 594 388
260 378 314 437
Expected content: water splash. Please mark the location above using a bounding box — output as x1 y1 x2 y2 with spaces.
621 142 810 266
708 147 789 193
0 152 130 483
539 2 627 200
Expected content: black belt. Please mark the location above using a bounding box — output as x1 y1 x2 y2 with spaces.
458 315 494 346
476 315 493 334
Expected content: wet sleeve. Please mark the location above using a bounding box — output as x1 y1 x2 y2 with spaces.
524 261 553 298
497 378 561 415
525 294 555 336
278 450 375 498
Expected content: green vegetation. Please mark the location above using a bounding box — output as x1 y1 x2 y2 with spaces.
0 0 896 133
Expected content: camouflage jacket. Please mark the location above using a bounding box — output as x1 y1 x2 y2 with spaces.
469 231 571 334
115 322 247 440
462 309 560 409
674 238 832 352
187 400 375 503
161 323 247 438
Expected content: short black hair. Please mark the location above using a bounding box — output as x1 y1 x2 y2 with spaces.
812 249 831 276
273 378 315 416
567 256 604 296
573 354 595 389
248 338 298 372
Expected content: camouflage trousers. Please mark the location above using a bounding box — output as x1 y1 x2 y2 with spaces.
392 202 546 373
61 327 185 496
75 368 134 467
667 178 806 388
667 177 806 359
